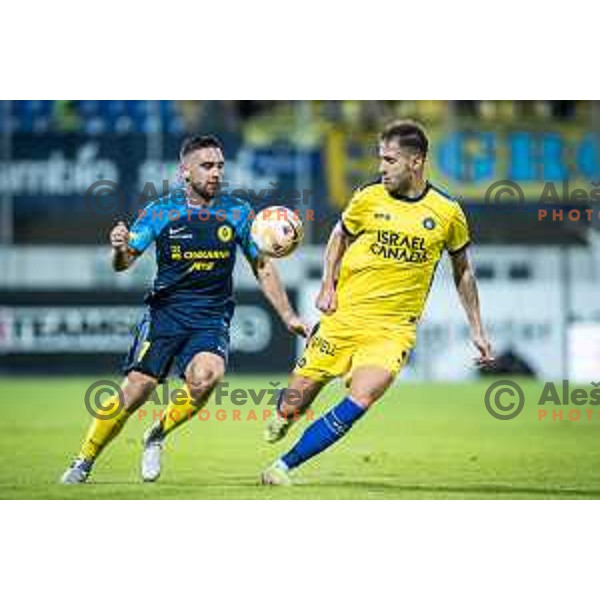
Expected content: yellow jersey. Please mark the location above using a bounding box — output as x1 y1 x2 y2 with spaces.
326 181 470 332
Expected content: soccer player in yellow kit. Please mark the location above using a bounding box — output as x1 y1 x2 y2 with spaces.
261 120 494 485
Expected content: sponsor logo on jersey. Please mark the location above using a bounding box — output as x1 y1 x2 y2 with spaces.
374 212 392 221
370 230 429 263
169 226 193 239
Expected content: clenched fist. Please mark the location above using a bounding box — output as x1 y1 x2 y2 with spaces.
315 281 337 315
284 314 311 338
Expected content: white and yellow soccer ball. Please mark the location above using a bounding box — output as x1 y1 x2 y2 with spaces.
250 206 304 258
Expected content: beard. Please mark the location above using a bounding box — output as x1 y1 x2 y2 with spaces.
189 180 219 200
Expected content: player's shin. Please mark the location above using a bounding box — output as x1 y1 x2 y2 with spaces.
277 396 366 471
277 387 312 420
264 388 312 443
141 384 206 482
158 384 208 437
78 398 132 463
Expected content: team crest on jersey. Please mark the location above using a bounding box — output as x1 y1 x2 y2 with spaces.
422 217 436 230
217 225 233 243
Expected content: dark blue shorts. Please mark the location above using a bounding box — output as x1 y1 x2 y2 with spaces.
122 312 230 382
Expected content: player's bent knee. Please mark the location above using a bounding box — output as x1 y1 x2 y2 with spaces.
127 370 158 386
277 375 323 418
122 370 158 409
349 368 395 408
288 375 323 400
350 382 391 407
349 383 391 407
186 369 223 403
192 367 223 387
280 387 305 413
289 374 318 390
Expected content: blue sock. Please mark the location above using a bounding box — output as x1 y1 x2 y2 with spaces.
280 397 366 470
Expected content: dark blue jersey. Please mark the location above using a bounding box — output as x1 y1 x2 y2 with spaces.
127 193 260 335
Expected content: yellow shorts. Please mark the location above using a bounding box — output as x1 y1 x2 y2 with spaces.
294 319 416 384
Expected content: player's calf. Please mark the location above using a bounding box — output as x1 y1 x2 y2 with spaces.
261 367 394 484
348 366 395 408
264 375 323 443
140 372 223 484
140 353 225 482
60 371 158 484
261 395 367 484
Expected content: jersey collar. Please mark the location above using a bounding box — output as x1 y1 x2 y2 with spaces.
185 194 220 210
389 181 431 203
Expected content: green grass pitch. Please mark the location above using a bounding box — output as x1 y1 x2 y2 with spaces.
1 375 599 499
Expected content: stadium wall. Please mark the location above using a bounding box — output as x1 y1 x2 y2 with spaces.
2 246 600 380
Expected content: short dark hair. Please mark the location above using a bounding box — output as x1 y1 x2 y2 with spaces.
380 120 429 157
179 134 223 160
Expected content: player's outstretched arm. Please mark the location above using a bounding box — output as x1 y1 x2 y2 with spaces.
253 257 309 337
315 221 354 314
450 248 494 367
110 221 136 272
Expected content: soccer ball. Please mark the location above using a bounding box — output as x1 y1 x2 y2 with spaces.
251 206 304 258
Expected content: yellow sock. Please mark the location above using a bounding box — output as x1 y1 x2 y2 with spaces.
160 384 206 436
78 396 131 462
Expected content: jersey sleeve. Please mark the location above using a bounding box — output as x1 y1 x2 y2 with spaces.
446 202 471 254
235 204 261 266
340 189 368 237
128 203 160 255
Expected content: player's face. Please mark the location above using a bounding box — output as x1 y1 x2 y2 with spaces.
183 147 225 200
379 140 423 196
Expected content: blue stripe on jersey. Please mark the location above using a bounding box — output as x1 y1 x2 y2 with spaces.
430 182 457 201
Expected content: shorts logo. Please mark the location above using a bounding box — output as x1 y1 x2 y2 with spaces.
309 335 337 357
217 225 233 243
423 217 436 230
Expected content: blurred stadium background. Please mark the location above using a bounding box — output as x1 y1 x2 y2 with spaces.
1 99 599 382
1 100 600 498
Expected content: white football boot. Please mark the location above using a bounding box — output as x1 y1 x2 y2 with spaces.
60 458 93 484
260 461 292 486
141 423 164 482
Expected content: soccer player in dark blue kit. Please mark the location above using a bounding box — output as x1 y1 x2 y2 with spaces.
61 135 308 484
